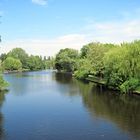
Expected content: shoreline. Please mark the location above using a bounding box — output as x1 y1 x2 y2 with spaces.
85 76 140 96
3 70 140 95
56 71 140 95
3 69 49 74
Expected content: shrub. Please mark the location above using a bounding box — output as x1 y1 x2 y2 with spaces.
0 75 9 90
120 78 139 93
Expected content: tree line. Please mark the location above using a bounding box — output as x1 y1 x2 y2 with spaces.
1 40 140 93
0 48 54 90
0 48 54 72
54 40 140 94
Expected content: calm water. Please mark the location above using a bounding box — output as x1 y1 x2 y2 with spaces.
0 70 140 140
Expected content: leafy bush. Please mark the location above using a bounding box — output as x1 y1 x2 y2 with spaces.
3 57 22 71
120 78 139 93
74 70 89 80
55 48 79 72
0 75 9 90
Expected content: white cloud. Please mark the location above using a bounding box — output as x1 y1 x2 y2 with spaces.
1 19 140 57
1 9 140 57
0 34 89 57
32 0 47 6
83 19 140 43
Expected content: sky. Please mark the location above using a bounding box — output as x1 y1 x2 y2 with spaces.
0 0 140 56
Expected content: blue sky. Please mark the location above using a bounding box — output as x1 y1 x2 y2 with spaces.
0 0 140 56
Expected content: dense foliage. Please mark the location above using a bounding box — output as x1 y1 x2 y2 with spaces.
3 57 22 71
45 56 55 69
1 40 140 93
7 48 29 69
75 43 117 79
55 48 79 72
0 48 55 90
0 48 51 71
27 55 46 71
104 41 140 93
0 74 8 90
55 40 140 93
0 60 8 90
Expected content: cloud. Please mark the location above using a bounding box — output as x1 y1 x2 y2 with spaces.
1 9 140 57
1 18 140 57
0 34 89 57
32 0 47 6
81 8 140 43
84 19 140 43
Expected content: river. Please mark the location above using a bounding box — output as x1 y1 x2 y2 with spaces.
0 70 140 140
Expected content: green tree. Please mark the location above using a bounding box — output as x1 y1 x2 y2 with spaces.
0 60 8 90
45 56 55 69
0 53 7 62
7 48 28 69
55 48 79 72
75 42 116 79
27 55 45 71
104 40 140 92
74 58 91 79
3 57 22 71
0 75 8 90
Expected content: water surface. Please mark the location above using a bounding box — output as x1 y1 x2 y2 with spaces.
0 70 139 140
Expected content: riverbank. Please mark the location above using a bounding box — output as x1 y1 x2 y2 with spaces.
55 71 140 95
3 69 48 74
3 69 30 74
85 75 140 95
0 75 9 91
134 87 140 95
4 69 140 95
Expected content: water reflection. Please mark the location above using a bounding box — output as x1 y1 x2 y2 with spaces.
53 72 73 84
55 72 140 139
4 71 57 97
83 86 140 139
0 71 139 140
0 90 7 139
4 73 31 96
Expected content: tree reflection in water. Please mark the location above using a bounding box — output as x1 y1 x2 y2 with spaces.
82 85 140 139
0 90 7 140
54 72 140 139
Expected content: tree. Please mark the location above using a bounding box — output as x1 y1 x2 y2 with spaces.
0 53 7 62
45 56 55 69
7 48 28 69
27 55 45 71
0 75 8 90
75 42 116 79
103 40 140 92
74 58 91 79
0 60 8 90
55 48 79 72
3 57 22 71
